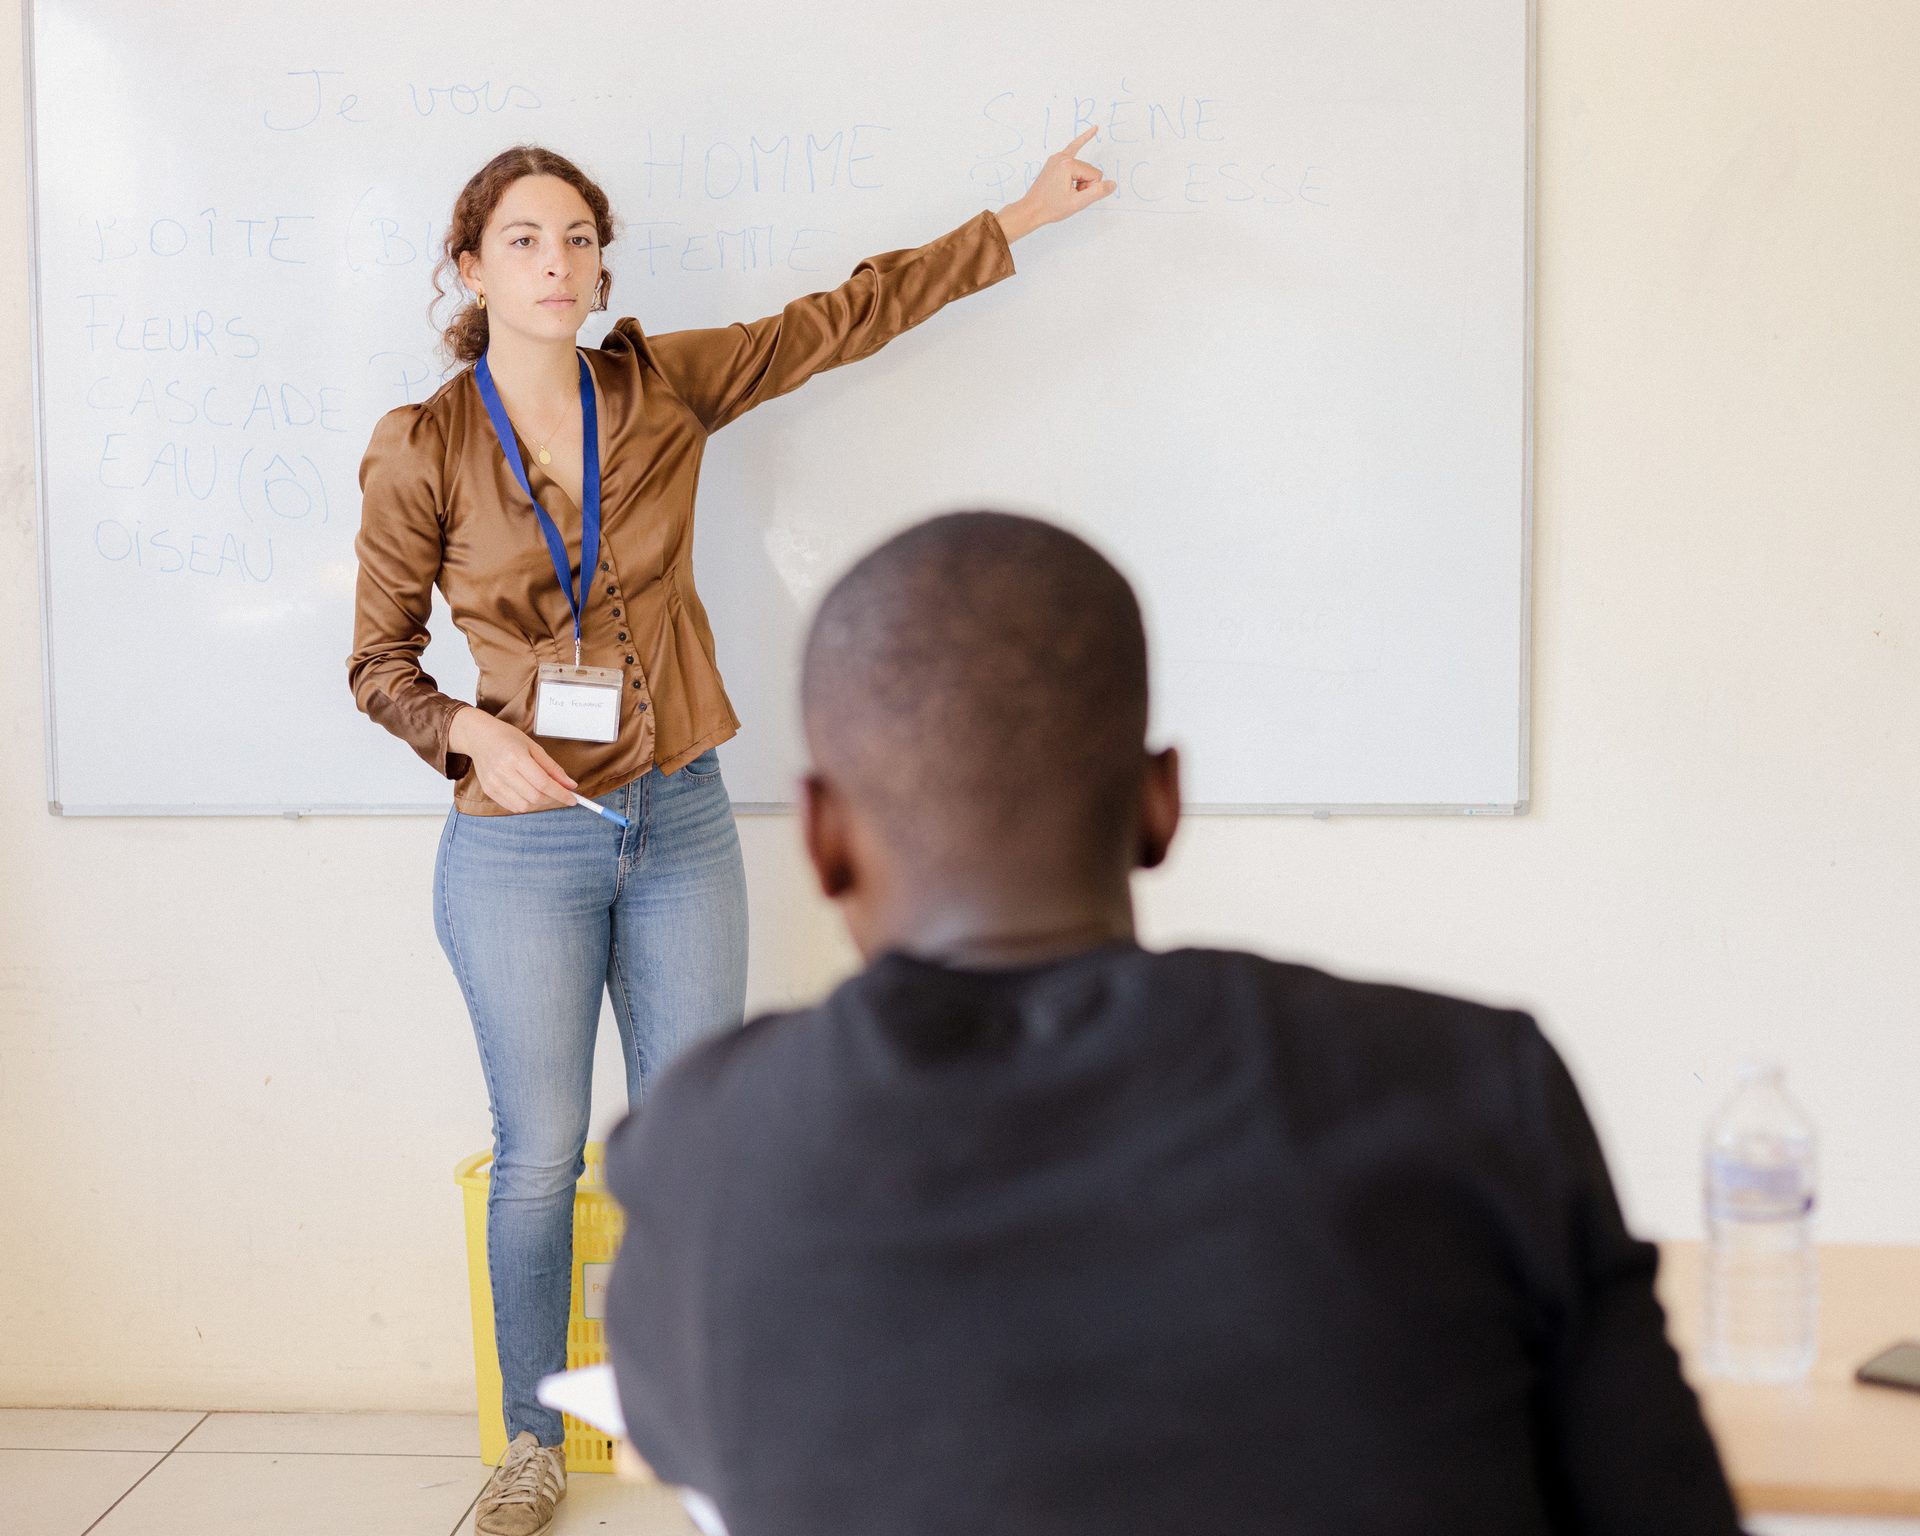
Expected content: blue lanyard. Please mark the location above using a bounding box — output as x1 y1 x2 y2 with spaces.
474 349 602 664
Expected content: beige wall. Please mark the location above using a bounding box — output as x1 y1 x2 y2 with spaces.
3 2 1915 1410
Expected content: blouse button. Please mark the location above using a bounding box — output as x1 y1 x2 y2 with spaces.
604 584 617 597
630 680 643 690
611 607 622 618
617 631 628 642
624 654 636 665
600 560 610 571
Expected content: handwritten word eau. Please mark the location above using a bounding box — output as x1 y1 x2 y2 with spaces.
97 434 329 524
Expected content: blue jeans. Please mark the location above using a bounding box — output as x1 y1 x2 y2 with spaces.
433 746 748 1446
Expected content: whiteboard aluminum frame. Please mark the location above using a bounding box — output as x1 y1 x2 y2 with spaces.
24 0 61 816
27 0 1535 819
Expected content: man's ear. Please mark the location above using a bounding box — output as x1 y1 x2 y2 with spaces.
800 772 855 900
1135 746 1181 871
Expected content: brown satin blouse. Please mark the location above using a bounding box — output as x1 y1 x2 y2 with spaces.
349 209 1016 814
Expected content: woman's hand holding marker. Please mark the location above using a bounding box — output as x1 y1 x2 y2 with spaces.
448 705 579 814
993 128 1117 241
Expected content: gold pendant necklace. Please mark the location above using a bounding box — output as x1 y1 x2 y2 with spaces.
529 403 567 467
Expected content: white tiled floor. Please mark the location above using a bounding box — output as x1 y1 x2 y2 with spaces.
1748 1523 1920 1536
12 1408 1920 1535
2 1409 696 1536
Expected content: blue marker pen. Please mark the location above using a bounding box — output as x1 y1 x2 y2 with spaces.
572 792 629 828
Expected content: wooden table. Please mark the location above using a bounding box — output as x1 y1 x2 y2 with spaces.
1657 1242 1920 1516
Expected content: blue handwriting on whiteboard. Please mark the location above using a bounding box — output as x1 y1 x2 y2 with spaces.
79 294 262 358
971 84 1331 212
92 518 275 583
628 222 836 276
262 68 542 130
635 126 890 200
90 212 317 265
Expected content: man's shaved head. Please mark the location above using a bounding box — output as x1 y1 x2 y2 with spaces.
801 512 1150 868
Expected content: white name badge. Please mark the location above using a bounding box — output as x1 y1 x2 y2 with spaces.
534 663 622 743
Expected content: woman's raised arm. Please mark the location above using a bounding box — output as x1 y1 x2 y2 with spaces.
637 129 1114 435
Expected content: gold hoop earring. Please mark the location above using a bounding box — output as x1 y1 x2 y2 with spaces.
476 293 486 310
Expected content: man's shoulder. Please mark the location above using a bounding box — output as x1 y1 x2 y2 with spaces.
1146 945 1546 1112
627 946 1545 1139
1156 944 1535 1035
685 945 1538 1061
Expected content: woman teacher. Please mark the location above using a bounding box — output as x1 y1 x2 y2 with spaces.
347 137 1112 1536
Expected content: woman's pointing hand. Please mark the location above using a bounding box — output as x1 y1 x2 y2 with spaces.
994 128 1116 241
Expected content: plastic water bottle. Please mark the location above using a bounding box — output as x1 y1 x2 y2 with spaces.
1702 1062 1818 1383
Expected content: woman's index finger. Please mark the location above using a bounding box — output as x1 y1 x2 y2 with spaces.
1064 126 1099 154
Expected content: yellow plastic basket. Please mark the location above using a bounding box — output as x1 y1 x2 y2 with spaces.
455 1143 625 1473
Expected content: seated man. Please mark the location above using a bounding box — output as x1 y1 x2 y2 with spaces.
604 512 1741 1536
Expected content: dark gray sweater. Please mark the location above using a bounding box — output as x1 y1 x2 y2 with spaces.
606 942 1740 1536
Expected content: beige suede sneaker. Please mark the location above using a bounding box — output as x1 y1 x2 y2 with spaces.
475 1430 567 1536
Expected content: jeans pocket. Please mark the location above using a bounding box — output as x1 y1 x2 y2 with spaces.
682 747 721 778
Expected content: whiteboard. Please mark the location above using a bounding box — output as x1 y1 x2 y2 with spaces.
26 0 1532 815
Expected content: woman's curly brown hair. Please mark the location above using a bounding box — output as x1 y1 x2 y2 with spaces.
431 145 619 366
